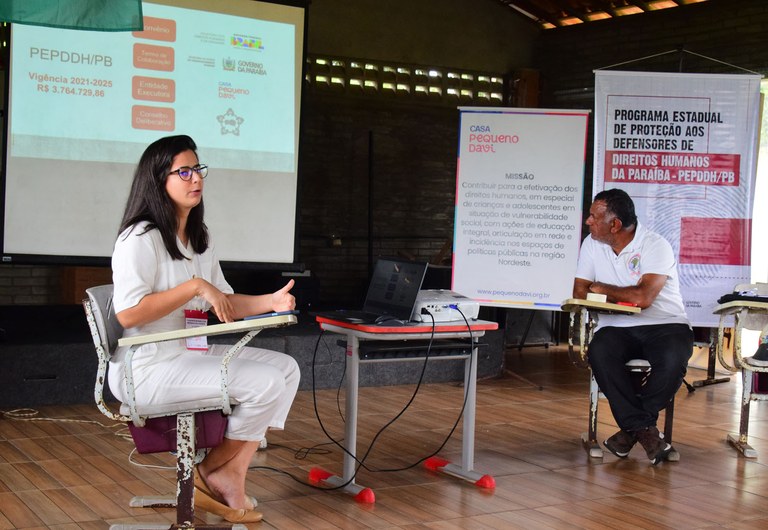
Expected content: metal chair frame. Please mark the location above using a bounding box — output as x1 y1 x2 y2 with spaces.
84 284 296 529
713 283 768 458
564 300 679 460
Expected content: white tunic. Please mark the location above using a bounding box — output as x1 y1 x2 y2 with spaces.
108 221 299 441
111 220 232 365
575 222 689 329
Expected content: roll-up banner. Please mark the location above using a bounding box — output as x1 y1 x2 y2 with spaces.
593 71 761 327
453 107 590 309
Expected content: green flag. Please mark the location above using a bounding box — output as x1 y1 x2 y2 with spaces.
0 0 143 31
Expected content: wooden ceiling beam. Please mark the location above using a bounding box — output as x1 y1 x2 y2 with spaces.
585 1 622 18
559 0 591 22
501 0 566 27
497 0 699 28
626 1 654 11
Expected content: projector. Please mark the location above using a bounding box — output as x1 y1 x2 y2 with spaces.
412 290 480 323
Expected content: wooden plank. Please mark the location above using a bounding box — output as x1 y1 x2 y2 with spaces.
1 346 768 528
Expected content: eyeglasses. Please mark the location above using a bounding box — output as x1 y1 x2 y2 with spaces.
168 164 208 181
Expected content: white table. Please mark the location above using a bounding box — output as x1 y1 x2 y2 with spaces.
310 317 498 503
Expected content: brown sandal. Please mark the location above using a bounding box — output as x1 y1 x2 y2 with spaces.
194 465 258 509
194 485 263 523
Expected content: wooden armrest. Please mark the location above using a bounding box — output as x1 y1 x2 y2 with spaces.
117 314 297 347
561 298 641 315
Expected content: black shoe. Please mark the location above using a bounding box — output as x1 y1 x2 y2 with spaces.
603 429 637 458
635 426 673 465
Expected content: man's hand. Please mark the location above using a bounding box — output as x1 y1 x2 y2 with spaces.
578 274 667 309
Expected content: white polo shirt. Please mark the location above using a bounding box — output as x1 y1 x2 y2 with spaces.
574 222 689 329
111 221 233 364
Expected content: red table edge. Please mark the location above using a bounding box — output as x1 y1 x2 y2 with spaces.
314 315 499 333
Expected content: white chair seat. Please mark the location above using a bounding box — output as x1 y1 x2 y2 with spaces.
626 358 651 369
119 398 234 418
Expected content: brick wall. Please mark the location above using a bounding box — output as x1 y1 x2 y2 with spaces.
297 90 460 305
0 265 60 305
532 0 768 212
535 0 768 105
4 0 767 306
0 265 114 306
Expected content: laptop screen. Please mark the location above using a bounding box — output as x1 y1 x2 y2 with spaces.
362 258 428 320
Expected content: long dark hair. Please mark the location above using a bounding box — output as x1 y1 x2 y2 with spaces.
118 135 209 259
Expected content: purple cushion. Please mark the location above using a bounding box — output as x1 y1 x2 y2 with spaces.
128 410 227 454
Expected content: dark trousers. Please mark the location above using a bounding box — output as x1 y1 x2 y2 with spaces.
588 323 693 432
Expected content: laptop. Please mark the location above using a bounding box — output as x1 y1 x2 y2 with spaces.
315 257 428 325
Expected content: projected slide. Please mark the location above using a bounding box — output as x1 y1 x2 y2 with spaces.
3 0 304 264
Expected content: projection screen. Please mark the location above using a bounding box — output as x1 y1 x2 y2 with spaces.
2 0 306 266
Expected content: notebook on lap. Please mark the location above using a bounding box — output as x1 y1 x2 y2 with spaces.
316 257 428 325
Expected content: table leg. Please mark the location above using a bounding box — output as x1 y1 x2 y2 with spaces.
342 335 359 482
309 334 375 502
692 328 730 387
424 341 495 488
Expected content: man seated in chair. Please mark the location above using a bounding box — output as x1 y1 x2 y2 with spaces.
573 188 693 464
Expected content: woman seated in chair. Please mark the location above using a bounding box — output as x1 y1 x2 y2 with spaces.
109 134 300 523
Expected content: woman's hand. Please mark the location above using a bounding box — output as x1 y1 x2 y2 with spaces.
224 280 296 320
271 279 296 312
196 278 236 322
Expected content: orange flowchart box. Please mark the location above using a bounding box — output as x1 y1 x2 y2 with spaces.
132 76 175 102
132 105 175 131
133 43 174 72
133 16 176 42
